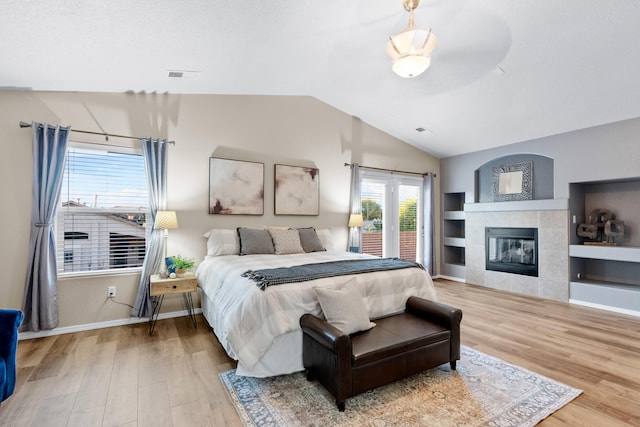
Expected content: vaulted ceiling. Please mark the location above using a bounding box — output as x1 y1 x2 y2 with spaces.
2 0 640 158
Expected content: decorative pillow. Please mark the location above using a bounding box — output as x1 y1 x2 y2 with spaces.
314 279 375 335
297 227 325 252
269 228 305 255
237 228 275 255
315 228 335 251
203 229 240 256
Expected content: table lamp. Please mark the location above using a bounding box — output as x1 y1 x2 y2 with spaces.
154 210 178 262
348 213 363 252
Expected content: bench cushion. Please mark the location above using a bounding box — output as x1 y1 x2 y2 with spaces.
351 312 450 367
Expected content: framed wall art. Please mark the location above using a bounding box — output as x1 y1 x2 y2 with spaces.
491 161 533 202
274 164 319 215
209 157 264 215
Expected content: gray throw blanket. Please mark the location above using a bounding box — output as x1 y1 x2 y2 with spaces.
242 258 424 290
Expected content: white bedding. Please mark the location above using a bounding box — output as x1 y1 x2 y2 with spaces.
195 250 438 376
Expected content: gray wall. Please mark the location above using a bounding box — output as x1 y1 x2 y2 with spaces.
475 153 554 202
441 117 640 202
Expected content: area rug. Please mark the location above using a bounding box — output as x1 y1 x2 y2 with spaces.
219 346 582 427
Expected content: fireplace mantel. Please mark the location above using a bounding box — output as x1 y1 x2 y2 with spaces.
464 198 568 213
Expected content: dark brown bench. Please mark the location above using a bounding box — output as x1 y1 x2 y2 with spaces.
300 296 462 411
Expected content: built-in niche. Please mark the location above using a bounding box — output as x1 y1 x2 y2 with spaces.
475 154 554 203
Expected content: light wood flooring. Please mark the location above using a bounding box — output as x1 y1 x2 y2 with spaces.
1 279 639 426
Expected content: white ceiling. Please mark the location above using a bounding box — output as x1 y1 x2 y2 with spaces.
2 0 640 158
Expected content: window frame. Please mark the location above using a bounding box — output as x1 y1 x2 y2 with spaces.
360 170 424 261
55 141 150 278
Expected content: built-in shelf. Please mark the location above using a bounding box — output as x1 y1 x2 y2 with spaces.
443 220 465 239
570 281 640 316
443 246 465 266
441 192 466 280
570 244 640 263
443 237 465 247
443 211 465 220
568 177 640 316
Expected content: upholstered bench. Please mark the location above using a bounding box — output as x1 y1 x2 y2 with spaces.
300 296 462 411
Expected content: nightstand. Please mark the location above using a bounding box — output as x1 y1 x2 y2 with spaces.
149 273 198 336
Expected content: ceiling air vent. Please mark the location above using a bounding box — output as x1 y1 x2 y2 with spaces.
167 70 201 79
415 127 433 133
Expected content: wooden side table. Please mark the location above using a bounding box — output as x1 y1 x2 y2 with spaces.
149 273 198 336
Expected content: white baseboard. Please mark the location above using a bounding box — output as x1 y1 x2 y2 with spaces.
18 308 203 341
569 299 640 318
435 274 466 283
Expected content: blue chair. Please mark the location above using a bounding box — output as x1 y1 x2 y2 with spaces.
1 309 23 403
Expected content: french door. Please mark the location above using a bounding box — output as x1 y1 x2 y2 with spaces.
360 171 423 262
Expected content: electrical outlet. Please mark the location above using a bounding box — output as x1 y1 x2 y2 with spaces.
107 286 116 298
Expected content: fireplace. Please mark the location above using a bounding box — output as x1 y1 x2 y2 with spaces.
485 227 538 277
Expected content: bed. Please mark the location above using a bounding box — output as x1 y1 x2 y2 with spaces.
195 227 438 377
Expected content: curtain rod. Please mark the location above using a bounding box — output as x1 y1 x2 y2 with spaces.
19 121 175 145
344 162 436 177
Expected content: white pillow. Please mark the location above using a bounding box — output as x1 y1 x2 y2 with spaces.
203 229 240 256
314 278 375 335
268 228 305 255
315 228 335 251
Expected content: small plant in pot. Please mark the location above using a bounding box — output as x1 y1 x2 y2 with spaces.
167 255 195 276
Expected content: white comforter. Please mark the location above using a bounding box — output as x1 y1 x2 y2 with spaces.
195 251 437 372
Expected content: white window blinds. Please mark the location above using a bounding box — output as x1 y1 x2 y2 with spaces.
361 178 386 257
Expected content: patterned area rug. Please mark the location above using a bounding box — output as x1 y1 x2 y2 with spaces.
219 346 582 427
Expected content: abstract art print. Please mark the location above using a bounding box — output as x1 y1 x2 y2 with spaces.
209 158 264 215
274 164 319 215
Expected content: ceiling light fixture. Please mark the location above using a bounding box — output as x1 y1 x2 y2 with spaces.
386 0 437 78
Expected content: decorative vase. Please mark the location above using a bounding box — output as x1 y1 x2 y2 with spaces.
165 257 176 274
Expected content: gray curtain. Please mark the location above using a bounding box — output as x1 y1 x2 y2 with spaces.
349 163 362 252
131 138 169 318
21 123 70 332
423 173 436 275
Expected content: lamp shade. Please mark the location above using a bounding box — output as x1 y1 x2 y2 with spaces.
154 210 178 230
348 213 364 227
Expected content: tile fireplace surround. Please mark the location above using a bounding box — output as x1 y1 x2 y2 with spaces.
464 201 569 302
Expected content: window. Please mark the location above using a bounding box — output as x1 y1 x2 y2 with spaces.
56 142 149 274
360 171 423 262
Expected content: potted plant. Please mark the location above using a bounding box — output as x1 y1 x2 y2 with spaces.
167 255 195 276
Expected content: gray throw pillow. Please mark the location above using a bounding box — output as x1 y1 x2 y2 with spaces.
297 227 325 252
237 228 275 255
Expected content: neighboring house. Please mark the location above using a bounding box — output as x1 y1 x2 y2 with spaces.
57 201 147 273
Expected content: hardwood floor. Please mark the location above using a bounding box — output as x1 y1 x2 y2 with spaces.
1 279 639 426
435 279 640 426
1 315 241 427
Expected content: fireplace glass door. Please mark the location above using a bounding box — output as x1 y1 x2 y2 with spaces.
486 227 538 277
